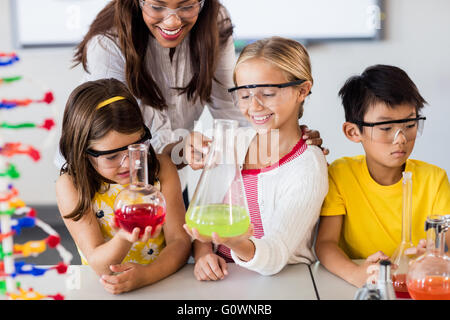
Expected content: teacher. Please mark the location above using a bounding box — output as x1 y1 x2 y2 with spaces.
65 0 325 189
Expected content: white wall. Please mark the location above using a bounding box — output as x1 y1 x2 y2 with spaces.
1 0 449 205
1 0 83 204
303 0 450 175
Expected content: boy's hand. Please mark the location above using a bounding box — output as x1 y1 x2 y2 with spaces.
353 251 390 287
194 253 228 281
405 239 427 259
100 263 147 294
301 125 329 156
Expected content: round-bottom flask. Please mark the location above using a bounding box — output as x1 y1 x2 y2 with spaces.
406 215 450 300
113 144 166 236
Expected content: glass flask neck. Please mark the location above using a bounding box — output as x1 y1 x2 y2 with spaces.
128 144 149 188
425 215 449 257
401 171 413 243
210 119 238 165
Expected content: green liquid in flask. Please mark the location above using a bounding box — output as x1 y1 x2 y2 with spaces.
186 204 250 237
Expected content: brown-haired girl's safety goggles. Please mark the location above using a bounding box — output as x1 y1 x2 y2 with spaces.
86 126 152 169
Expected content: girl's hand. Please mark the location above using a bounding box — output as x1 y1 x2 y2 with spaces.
100 263 148 294
300 125 329 156
184 131 212 170
183 223 254 249
194 253 228 281
183 224 213 243
210 224 254 249
115 224 163 244
354 251 390 287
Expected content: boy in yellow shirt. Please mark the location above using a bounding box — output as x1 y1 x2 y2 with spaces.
315 64 450 288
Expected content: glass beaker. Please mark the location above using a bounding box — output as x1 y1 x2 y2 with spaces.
406 215 450 300
185 119 250 237
391 171 414 298
113 144 166 237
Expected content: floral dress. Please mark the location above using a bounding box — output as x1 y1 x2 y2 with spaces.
78 182 165 265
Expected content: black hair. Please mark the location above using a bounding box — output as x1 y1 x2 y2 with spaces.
338 64 427 127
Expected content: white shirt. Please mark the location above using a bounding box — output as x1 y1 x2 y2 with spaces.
229 128 329 275
55 26 249 187
81 32 248 154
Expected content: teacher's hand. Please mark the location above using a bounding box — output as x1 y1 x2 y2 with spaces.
301 125 329 156
184 131 212 170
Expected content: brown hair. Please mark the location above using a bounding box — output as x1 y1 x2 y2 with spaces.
73 0 233 109
233 36 313 118
59 78 160 221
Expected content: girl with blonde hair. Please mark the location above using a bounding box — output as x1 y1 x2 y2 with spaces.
185 37 329 279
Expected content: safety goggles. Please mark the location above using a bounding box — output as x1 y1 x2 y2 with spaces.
86 126 152 169
139 0 205 21
353 116 426 144
228 80 306 109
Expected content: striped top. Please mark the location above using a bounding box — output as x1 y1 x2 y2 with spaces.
217 137 307 262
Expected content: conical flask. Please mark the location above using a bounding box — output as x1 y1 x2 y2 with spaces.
406 215 450 300
185 119 250 237
113 144 166 237
391 171 414 298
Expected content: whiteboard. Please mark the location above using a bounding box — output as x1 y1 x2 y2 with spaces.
12 0 111 47
11 0 382 48
221 0 382 44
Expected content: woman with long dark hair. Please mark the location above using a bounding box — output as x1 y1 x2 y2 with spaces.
62 0 325 184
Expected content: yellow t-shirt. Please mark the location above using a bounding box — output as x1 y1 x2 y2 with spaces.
78 182 165 265
320 155 450 259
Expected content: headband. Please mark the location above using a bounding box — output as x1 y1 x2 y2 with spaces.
96 96 126 110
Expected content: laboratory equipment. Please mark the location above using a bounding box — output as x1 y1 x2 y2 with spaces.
113 144 166 237
406 215 450 300
185 119 250 237
391 171 414 298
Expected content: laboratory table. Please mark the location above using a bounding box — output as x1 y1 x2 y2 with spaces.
63 263 318 300
309 261 360 300
12 262 363 300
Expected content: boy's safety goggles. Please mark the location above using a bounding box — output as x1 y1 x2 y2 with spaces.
353 116 426 144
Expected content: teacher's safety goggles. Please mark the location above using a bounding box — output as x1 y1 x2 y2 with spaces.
139 0 205 21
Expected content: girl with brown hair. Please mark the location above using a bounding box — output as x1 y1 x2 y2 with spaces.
56 78 191 294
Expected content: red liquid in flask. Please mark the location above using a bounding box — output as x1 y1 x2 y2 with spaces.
407 276 450 300
392 274 412 299
115 203 166 237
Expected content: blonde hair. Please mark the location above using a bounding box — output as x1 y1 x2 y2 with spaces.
233 36 313 118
